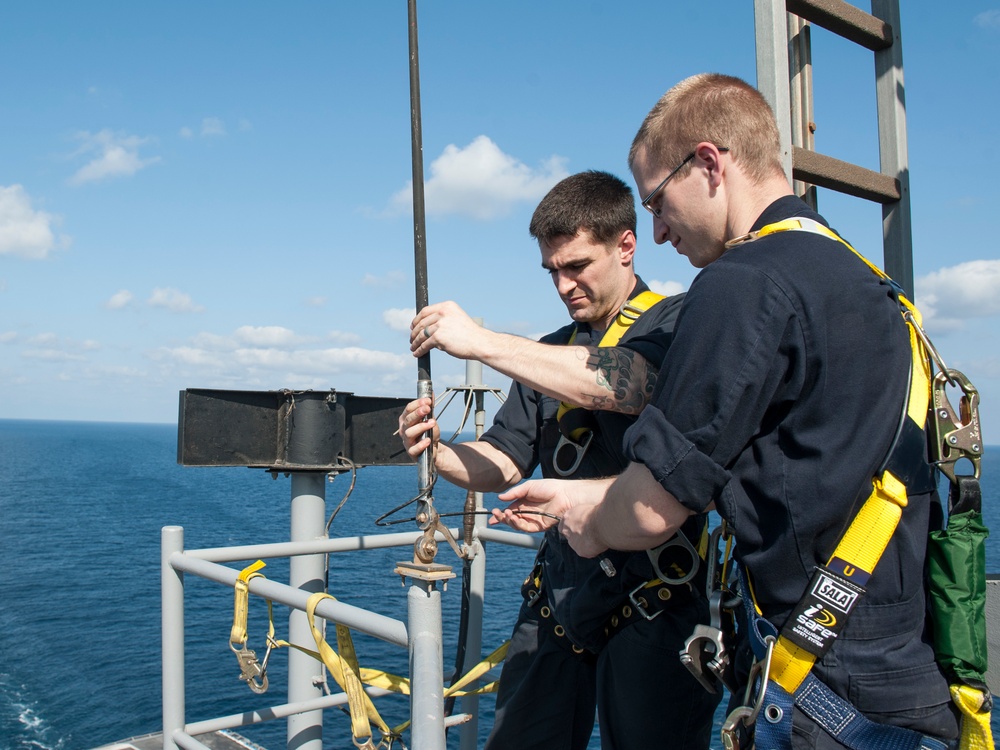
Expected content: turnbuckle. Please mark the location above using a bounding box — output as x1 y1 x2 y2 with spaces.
929 368 983 482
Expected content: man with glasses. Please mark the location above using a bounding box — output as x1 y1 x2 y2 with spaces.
399 170 720 750
494 74 959 749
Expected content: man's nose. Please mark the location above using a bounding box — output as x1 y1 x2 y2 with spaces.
555 271 576 295
652 216 670 245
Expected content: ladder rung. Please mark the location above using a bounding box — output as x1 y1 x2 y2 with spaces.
786 0 893 51
792 146 900 204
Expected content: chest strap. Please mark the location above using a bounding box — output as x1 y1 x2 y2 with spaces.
553 289 665 476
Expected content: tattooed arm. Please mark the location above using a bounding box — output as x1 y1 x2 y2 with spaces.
410 301 658 415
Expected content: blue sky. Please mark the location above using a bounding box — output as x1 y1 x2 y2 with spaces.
2 2 999 444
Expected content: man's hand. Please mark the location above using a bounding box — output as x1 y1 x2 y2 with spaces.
411 301 493 360
490 479 577 532
559 503 607 559
397 396 439 459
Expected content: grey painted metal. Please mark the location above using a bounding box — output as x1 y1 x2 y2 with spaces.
788 14 817 208
871 0 913 297
786 0 892 50
986 577 1000 696
459 353 487 750
409 580 447 750
754 0 793 181
287 474 327 750
187 528 464 563
162 526 186 750
477 525 542 550
172 732 214 750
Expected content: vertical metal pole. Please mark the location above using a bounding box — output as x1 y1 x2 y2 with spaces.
754 0 793 181
871 0 913 296
409 579 446 750
408 0 434 506
161 526 185 750
287 473 327 750
788 14 817 210
459 346 486 749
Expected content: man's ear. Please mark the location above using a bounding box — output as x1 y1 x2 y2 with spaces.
618 229 637 265
695 142 726 189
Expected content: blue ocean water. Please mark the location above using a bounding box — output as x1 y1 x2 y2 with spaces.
0 419 997 749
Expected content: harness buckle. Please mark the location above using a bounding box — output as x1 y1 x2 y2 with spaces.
553 430 593 477
929 368 983 482
628 582 663 622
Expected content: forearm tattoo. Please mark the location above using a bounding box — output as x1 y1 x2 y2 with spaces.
587 347 657 414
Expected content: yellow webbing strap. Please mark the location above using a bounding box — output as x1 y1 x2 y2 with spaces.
305 592 392 749
230 560 267 646
951 684 996 750
746 219 934 695
556 289 666 435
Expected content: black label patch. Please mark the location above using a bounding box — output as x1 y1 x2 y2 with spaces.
780 566 866 658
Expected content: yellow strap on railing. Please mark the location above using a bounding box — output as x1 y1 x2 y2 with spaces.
951 683 996 750
230 560 267 646
305 592 391 749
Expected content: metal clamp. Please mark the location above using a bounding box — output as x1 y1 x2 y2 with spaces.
929 368 982 482
680 624 730 694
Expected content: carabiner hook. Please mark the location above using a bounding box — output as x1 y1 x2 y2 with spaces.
930 368 983 482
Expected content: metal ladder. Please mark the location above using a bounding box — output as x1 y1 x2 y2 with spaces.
753 0 912 296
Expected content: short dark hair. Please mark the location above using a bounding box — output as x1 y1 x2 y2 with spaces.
529 170 637 247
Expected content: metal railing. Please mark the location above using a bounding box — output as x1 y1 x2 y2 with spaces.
161 519 538 750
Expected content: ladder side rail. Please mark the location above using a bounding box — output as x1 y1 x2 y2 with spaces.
871 0 913 297
755 0 794 181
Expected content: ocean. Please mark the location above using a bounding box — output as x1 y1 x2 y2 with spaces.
0 419 997 749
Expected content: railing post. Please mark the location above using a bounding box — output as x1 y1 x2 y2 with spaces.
409 579 446 750
161 526 186 750
287 473 327 750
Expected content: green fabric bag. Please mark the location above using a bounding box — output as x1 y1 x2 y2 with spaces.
928 502 990 688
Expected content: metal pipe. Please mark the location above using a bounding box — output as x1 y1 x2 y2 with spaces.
287 473 327 750
162 526 186 750
408 579 447 749
169 554 405 646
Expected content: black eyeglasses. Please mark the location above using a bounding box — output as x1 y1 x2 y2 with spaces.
640 147 730 217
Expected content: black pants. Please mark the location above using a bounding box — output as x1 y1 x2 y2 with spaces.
484 594 721 750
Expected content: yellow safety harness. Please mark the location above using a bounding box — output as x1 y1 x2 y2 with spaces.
553 289 665 476
722 218 993 750
228 561 506 749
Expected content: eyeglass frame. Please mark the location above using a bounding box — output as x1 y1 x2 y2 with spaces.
640 146 730 218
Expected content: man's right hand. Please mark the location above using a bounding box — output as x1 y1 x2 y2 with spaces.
397 396 440 459
410 301 493 360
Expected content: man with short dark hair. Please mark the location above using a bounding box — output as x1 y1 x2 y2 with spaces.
400 170 719 749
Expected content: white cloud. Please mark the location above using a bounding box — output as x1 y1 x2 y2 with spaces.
105 289 135 309
648 279 686 297
383 307 415 332
0 185 68 259
389 136 569 220
201 117 226 137
179 126 194 139
68 129 160 185
327 330 363 345
0 331 18 344
305 295 327 308
234 325 304 347
915 259 1000 331
147 287 205 313
974 10 1000 29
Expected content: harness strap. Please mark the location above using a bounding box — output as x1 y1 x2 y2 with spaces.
725 218 951 749
553 289 665 470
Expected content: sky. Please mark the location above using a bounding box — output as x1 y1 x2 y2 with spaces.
2 2 999 448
